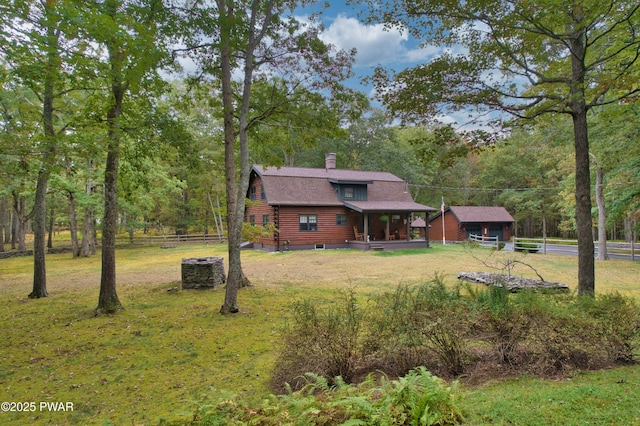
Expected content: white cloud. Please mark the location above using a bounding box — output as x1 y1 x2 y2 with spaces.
321 15 439 68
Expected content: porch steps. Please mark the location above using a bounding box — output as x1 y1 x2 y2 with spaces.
371 245 385 251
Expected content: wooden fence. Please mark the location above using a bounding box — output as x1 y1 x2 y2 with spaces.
513 237 638 261
468 233 500 249
115 233 225 247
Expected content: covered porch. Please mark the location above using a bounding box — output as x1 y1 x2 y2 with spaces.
347 238 429 251
345 201 436 251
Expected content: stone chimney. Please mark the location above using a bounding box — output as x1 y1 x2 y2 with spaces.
325 152 336 170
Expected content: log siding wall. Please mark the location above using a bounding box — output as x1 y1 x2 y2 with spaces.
246 175 358 250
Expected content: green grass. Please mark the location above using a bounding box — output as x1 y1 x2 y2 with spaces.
459 366 640 425
0 242 639 425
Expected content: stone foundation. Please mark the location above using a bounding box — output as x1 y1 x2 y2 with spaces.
181 257 225 289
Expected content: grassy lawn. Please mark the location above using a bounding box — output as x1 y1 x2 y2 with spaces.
0 242 638 425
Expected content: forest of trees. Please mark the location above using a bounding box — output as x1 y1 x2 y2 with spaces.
5 101 638 250
1 1 639 307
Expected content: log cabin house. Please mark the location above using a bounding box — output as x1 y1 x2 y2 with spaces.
428 206 515 242
244 153 436 251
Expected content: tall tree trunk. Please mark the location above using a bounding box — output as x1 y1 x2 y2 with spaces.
68 191 80 257
47 204 54 249
219 6 241 313
595 167 608 260
0 197 5 252
81 162 96 257
97 112 123 314
96 0 125 314
624 217 633 243
218 0 265 314
31 169 50 298
30 1 61 299
569 26 595 297
12 192 28 252
80 207 95 256
571 109 595 297
11 204 18 250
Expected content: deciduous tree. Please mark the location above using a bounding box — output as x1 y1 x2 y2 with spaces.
182 0 355 313
82 0 177 314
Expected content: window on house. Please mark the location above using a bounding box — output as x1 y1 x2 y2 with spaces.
261 183 266 200
391 214 401 225
299 214 318 232
336 214 348 225
262 214 270 226
249 215 255 225
344 187 354 199
249 186 257 201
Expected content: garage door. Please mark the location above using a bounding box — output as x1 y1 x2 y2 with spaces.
466 225 482 239
489 224 504 241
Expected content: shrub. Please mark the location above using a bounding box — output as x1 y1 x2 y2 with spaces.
270 288 365 392
575 293 640 363
422 318 469 377
365 275 472 377
474 284 532 364
514 242 540 253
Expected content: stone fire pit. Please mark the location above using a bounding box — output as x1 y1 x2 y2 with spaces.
181 257 225 289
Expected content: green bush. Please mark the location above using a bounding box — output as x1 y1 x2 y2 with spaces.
575 293 640 363
270 288 365 392
474 284 532 364
515 242 540 253
366 275 472 377
272 276 640 394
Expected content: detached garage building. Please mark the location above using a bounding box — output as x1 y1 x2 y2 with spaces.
429 206 515 242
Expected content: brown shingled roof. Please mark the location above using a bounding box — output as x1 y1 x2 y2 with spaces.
252 165 435 211
449 206 515 223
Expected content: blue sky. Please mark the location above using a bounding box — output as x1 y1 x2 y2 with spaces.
307 2 440 98
300 2 483 129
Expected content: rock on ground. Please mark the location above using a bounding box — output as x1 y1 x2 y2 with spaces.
457 272 569 292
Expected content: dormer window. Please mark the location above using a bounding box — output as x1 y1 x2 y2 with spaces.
344 186 354 199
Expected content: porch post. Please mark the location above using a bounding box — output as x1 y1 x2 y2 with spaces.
386 212 390 240
425 212 430 244
363 213 369 241
405 213 411 240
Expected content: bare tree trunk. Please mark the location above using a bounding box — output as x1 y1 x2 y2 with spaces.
96 0 125 314
11 205 18 250
595 167 608 260
68 191 80 257
81 163 96 257
219 8 240 313
30 1 62 299
97 136 123 314
570 29 595 297
31 169 50 298
12 192 28 252
0 197 5 252
47 205 54 249
624 217 633 243
80 208 95 256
